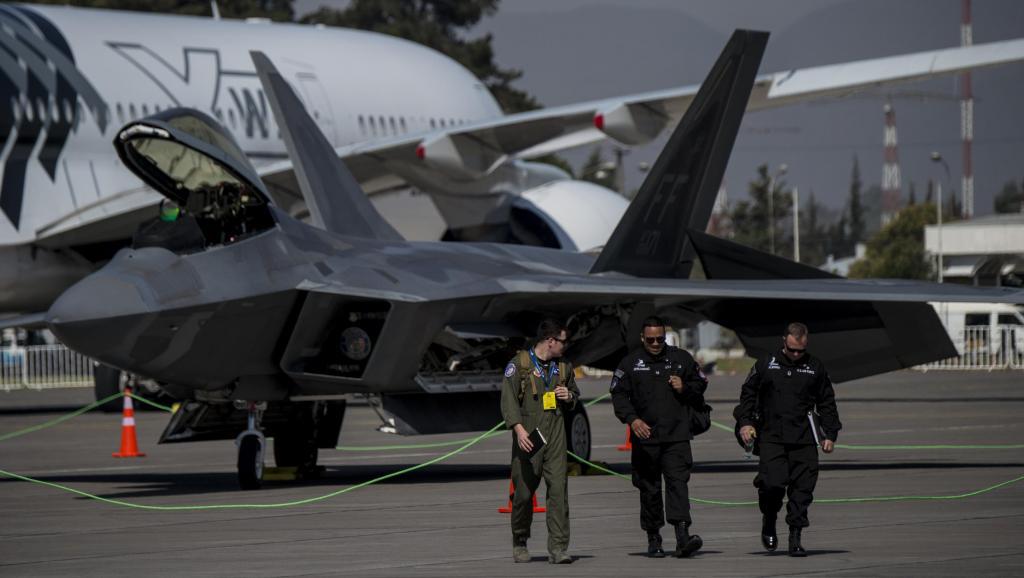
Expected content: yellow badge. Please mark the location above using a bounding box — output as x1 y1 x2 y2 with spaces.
543 391 557 410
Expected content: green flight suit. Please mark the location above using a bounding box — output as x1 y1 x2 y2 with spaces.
500 349 581 555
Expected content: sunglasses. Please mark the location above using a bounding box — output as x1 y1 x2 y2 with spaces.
784 345 806 354
644 336 666 344
551 337 567 344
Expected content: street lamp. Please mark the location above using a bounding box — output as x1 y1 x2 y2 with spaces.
930 152 950 283
767 164 788 255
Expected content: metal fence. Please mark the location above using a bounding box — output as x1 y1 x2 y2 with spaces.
0 345 95 391
916 325 1024 371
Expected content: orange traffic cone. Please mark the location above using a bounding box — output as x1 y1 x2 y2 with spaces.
112 386 145 458
498 479 545 513
616 426 632 451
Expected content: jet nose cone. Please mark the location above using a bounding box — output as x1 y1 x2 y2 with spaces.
46 270 150 361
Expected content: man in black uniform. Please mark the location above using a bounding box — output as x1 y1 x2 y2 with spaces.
611 316 708 558
734 322 841 557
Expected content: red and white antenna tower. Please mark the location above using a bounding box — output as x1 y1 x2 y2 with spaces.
881 101 901 226
961 0 974 218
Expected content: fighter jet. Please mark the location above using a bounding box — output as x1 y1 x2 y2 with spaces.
45 31 1024 489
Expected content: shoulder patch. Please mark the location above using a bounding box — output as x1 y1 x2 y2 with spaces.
504 362 516 378
614 369 625 378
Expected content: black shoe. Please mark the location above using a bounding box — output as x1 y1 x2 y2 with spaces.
761 515 778 551
646 532 665 558
673 523 703 558
788 527 807 557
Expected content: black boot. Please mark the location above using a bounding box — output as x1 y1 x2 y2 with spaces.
761 515 778 551
788 527 807 557
646 531 665 558
673 523 703 558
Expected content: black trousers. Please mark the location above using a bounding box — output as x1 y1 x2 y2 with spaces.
755 441 819 528
631 441 693 531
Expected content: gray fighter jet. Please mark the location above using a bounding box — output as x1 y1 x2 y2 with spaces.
45 31 1023 489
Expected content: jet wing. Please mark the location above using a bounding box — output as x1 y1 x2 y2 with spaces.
459 273 1024 383
256 36 1024 192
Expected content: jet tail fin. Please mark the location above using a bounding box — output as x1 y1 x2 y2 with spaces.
250 51 402 241
590 30 768 278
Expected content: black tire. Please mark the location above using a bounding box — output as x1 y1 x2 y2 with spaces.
564 404 591 463
237 435 264 490
93 364 124 413
273 432 318 471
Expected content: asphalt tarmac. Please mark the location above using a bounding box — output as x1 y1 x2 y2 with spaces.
1 370 1022 577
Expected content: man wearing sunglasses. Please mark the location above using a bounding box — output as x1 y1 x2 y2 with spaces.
734 322 842 557
610 316 708 559
500 318 580 564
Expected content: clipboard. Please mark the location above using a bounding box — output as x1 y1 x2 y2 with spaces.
524 428 547 458
807 411 827 447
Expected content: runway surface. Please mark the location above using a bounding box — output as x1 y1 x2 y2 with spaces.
1 370 1022 577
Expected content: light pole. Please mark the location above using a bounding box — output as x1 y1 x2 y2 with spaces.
767 164 788 255
792 187 800 262
930 152 950 283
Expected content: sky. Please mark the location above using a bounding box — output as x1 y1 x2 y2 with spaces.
298 0 1024 218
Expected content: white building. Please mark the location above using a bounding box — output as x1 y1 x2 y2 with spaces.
925 214 1024 286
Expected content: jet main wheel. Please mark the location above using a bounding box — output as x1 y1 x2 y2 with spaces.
564 404 591 463
93 364 127 413
237 434 264 490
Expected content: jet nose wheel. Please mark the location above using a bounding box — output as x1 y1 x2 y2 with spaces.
565 405 591 463
237 434 264 490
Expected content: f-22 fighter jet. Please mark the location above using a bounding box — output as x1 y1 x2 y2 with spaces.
45 31 1023 489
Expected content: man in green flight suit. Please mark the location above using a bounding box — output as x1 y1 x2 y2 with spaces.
500 318 581 564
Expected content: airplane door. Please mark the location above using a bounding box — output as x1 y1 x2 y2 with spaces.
295 73 338 147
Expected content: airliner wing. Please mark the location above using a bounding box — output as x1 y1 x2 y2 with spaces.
256 36 1024 194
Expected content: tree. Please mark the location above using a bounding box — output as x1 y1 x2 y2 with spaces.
730 164 791 255
798 189 828 266
907 181 917 206
848 203 936 280
31 0 294 20
302 0 539 113
847 155 866 251
994 179 1023 213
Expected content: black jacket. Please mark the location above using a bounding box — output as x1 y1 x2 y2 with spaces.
611 346 708 443
733 351 842 445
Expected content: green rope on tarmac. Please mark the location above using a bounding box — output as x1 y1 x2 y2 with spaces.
566 450 1024 506
0 393 122 442
0 420 507 511
127 393 173 413
335 392 613 451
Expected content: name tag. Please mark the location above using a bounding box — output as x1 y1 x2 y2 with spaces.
543 391 557 410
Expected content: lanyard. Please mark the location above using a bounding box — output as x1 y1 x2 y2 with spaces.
528 349 558 390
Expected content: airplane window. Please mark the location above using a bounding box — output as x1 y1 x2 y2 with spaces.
429 118 436 129
228 108 236 129
130 103 138 120
378 116 386 135
389 116 396 134
440 119 446 128
358 115 365 135
116 103 124 124
155 104 161 113
399 117 407 132
369 116 376 136
142 104 150 117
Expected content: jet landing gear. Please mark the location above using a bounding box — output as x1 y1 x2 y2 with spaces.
234 401 267 490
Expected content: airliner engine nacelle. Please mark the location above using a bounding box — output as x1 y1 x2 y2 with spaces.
593 102 670 146
509 179 629 253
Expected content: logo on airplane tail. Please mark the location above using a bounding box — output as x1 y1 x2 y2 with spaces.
0 5 109 230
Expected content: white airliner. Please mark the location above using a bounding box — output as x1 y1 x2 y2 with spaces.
2 3 1024 316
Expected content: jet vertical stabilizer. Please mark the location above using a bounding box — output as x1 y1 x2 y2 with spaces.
591 30 768 278
250 51 402 241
